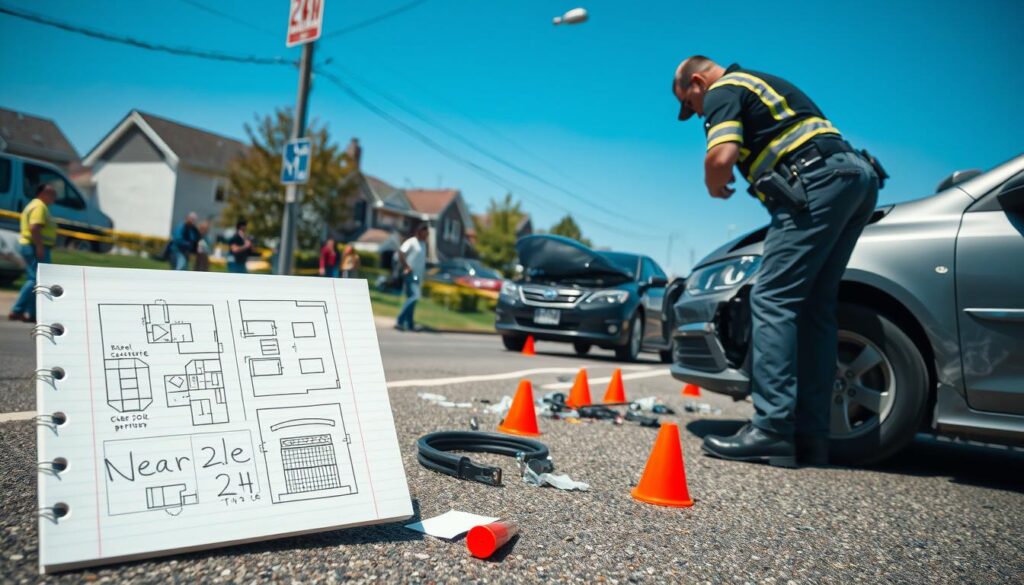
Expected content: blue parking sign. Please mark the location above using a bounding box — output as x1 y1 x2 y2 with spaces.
281 138 312 184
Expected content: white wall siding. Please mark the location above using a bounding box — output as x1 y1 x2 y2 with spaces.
91 160 177 238
172 168 225 228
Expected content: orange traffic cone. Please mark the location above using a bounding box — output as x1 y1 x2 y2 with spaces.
497 380 541 436
565 368 592 408
522 335 536 356
682 383 702 398
631 423 694 507
603 368 627 403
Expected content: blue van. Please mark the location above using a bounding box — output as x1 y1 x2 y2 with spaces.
0 152 114 251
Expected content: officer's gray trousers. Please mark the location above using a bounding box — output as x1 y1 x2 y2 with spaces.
750 152 879 438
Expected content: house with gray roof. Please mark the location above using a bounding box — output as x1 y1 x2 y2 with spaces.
81 110 247 238
0 108 80 170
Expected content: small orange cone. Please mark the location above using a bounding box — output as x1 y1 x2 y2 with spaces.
565 368 592 408
603 368 627 403
631 423 694 507
522 335 536 356
682 383 702 398
497 380 541 436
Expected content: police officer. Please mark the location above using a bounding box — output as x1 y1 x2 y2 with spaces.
673 56 882 467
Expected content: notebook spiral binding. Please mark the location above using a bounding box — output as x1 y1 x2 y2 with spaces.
30 323 64 342
35 284 69 525
38 504 69 525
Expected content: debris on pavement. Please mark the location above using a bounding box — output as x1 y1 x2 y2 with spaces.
629 396 675 414
418 392 473 408
521 464 590 491
483 395 514 415
683 401 722 415
405 510 499 540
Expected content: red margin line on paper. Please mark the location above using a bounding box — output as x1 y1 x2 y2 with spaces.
331 280 379 518
82 269 102 555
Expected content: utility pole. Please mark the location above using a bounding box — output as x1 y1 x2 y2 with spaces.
277 41 315 275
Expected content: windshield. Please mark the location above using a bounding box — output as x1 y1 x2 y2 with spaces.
597 252 638 278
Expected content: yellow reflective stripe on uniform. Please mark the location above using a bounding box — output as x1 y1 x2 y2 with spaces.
746 116 840 181
706 121 743 150
710 72 797 121
738 147 751 162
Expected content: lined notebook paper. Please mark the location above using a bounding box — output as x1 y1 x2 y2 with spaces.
35 265 412 574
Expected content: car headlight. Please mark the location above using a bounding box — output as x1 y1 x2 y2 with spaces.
585 290 630 304
685 255 762 296
500 281 519 299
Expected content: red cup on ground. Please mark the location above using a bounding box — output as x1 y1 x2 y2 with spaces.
466 521 518 559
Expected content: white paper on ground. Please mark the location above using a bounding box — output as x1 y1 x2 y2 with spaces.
405 510 499 539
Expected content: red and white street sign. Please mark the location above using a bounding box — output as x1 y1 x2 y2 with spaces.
286 0 324 47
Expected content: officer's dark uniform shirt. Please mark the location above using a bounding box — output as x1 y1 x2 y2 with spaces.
702 63 842 185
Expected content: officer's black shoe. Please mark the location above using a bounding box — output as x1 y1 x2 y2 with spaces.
796 434 830 467
702 423 797 468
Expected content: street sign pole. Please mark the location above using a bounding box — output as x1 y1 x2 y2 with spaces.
277 41 315 275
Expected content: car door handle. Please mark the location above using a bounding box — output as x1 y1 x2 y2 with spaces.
964 308 1024 322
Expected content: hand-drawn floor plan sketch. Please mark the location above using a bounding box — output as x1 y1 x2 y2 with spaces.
256 404 357 503
102 431 260 516
236 300 341 397
98 301 229 425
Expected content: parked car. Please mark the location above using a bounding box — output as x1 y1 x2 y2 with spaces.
0 153 114 252
427 258 504 292
496 235 687 361
670 154 1024 464
0 229 27 285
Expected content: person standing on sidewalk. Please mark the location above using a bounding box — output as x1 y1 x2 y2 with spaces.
319 236 340 278
395 222 429 331
340 244 360 278
169 212 200 270
227 219 253 274
9 184 57 323
673 56 884 467
193 220 211 271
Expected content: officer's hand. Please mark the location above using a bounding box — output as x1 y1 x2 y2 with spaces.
711 185 735 199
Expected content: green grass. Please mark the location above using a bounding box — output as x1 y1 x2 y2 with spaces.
4 249 495 333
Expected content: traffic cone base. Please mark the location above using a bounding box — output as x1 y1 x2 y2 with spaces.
497 380 541 436
631 423 694 508
522 335 536 356
565 368 592 408
602 368 627 403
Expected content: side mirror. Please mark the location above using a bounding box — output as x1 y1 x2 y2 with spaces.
648 275 669 288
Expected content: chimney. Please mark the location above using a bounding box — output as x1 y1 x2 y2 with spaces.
346 137 362 171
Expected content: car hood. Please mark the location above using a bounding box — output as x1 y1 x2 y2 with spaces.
516 235 631 278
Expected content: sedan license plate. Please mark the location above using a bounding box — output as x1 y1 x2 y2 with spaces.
534 308 561 326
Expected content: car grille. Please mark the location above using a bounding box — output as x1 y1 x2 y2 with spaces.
674 336 721 372
520 286 585 306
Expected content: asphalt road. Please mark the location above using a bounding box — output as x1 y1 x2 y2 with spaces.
2 309 1023 583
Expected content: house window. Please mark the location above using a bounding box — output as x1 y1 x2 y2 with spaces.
214 183 227 203
444 219 460 243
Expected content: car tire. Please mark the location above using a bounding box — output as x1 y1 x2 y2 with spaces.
614 313 643 362
829 303 929 465
502 334 527 352
573 342 591 356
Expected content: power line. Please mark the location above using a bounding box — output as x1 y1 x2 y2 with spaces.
321 0 429 39
0 4 294 66
315 68 664 240
175 0 277 36
329 63 657 228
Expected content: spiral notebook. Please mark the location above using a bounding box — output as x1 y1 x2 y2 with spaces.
34 265 412 574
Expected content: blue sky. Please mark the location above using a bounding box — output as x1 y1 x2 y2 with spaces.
2 0 1022 275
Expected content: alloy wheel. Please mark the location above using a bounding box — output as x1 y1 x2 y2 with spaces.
831 330 897 439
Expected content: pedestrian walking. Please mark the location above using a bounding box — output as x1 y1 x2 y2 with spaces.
319 236 340 278
8 184 57 323
193 221 211 272
340 244 360 278
673 56 886 467
169 212 200 270
227 219 253 274
395 222 429 332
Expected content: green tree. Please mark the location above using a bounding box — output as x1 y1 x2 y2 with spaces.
222 108 357 249
473 193 525 274
548 214 591 247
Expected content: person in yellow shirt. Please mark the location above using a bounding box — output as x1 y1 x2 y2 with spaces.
9 184 57 323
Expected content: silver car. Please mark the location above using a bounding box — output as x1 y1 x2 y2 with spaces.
670 154 1024 464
